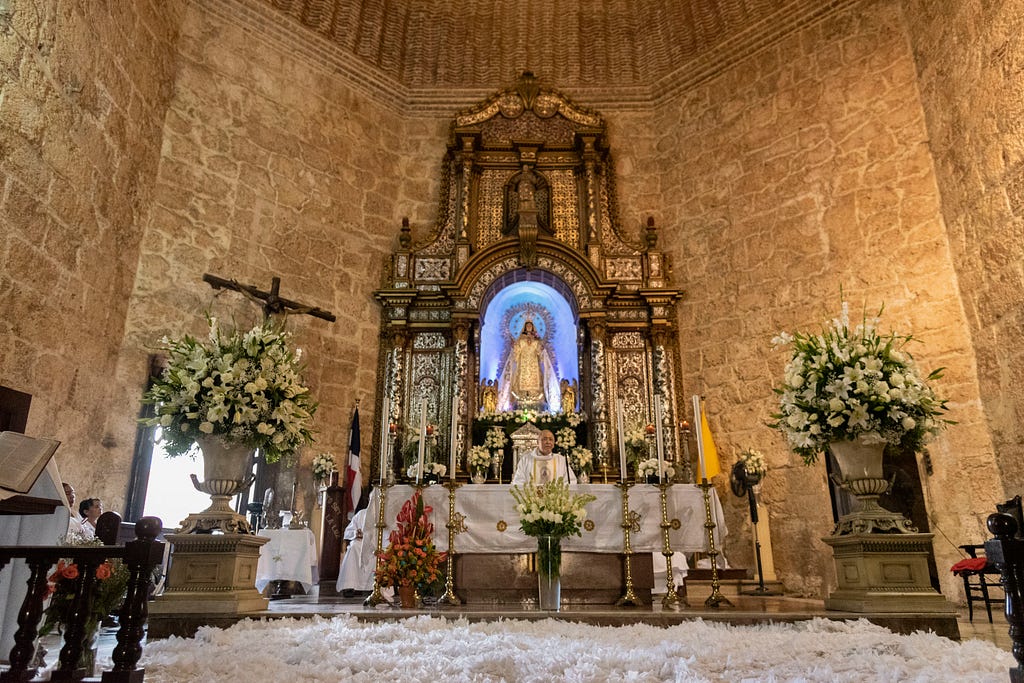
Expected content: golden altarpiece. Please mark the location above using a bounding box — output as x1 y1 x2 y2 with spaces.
373 74 689 484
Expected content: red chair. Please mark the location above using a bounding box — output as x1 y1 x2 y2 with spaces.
952 544 1003 623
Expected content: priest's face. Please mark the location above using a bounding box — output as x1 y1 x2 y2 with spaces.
538 431 555 455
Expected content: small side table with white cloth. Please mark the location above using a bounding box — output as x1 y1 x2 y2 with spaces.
255 527 319 596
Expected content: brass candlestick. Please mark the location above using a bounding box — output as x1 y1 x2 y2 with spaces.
699 478 733 608
614 481 642 607
658 481 685 610
364 482 393 607
437 480 465 606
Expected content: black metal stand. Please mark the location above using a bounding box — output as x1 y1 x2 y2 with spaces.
741 486 781 597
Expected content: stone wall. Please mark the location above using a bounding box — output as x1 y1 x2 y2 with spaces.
653 0 1002 598
0 1 184 504
113 1 448 516
902 1 1024 497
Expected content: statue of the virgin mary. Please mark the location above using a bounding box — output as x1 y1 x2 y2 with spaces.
496 319 561 413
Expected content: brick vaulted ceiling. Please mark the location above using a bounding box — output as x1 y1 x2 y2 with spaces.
251 0 857 109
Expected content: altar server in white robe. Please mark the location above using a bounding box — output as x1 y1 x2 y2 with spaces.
336 506 374 595
511 430 577 486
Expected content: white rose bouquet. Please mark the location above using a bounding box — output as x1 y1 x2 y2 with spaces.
141 317 317 463
555 426 577 451
625 427 649 463
311 452 336 482
636 458 674 480
567 446 593 475
468 445 491 473
738 448 767 478
771 302 950 465
484 427 508 450
407 462 447 480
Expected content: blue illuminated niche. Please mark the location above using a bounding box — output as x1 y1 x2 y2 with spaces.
478 280 578 408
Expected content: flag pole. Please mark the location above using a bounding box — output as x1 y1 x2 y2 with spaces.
692 394 731 608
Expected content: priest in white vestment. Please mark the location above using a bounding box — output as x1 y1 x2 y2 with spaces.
511 430 577 486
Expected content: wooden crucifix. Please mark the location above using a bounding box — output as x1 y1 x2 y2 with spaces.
203 273 337 322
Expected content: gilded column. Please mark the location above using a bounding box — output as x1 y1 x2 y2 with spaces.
651 328 680 473
588 319 609 468
451 322 470 476
386 328 408 480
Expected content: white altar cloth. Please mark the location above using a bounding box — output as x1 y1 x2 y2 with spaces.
359 483 726 576
255 527 319 593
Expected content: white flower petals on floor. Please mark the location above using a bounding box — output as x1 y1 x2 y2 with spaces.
139 615 1013 682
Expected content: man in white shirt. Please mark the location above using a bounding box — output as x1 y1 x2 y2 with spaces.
79 498 102 540
511 430 577 486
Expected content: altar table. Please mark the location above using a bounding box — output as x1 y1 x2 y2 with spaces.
358 483 726 578
255 527 319 594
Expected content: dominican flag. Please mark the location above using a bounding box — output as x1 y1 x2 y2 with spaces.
345 407 361 518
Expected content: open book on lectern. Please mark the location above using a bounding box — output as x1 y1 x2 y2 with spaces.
0 431 61 495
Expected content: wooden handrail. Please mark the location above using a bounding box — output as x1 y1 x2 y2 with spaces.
985 512 1024 683
0 516 164 682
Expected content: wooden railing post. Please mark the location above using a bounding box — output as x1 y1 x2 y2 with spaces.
103 516 164 683
0 556 56 682
985 512 1024 683
0 516 164 683
50 555 101 680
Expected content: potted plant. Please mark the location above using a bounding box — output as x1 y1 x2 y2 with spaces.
375 490 446 607
141 317 317 532
770 301 950 533
509 479 596 611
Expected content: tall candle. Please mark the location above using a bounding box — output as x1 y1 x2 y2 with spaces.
655 394 665 482
417 397 427 484
692 395 707 481
449 392 458 481
616 397 627 481
379 397 389 486
290 479 298 512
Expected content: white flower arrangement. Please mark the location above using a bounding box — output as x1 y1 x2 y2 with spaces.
771 302 950 465
738 448 767 478
406 462 447 479
484 427 508 450
568 446 593 474
555 426 577 451
311 452 336 482
509 478 596 539
483 410 585 428
468 445 492 472
636 458 675 480
624 427 650 463
141 317 317 463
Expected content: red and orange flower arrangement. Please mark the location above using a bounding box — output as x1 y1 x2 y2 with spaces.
375 491 446 602
40 550 129 643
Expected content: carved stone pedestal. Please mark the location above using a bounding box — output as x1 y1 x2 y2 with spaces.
150 533 270 614
822 532 955 613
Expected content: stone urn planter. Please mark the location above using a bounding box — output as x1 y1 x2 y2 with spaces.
178 435 256 534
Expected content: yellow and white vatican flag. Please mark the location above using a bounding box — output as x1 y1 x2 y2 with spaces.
692 395 721 481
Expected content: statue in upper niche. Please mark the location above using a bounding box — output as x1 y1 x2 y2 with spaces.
503 165 551 238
